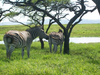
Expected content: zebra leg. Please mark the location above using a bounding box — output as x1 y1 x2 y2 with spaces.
49 43 52 53
60 44 63 53
54 44 57 53
9 46 15 59
53 44 55 52
5 45 9 58
22 48 24 58
27 46 30 58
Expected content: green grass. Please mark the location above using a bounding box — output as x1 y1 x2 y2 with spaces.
71 24 100 37
0 24 100 75
0 42 100 75
0 24 100 40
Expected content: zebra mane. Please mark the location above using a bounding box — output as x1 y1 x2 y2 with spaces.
26 26 42 32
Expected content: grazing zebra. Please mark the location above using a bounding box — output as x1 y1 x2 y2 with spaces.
3 26 49 59
48 29 64 53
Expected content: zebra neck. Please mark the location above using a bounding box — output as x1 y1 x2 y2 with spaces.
31 31 39 40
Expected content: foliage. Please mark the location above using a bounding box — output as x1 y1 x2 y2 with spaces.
0 42 100 75
5 12 20 17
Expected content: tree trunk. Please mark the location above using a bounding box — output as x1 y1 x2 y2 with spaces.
63 29 69 54
39 38 44 49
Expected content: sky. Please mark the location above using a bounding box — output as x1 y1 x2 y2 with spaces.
70 0 100 20
0 0 100 24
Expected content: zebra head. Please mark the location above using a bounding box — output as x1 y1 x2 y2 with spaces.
38 27 49 40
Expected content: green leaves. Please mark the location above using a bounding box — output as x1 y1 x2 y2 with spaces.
31 0 70 4
5 12 20 17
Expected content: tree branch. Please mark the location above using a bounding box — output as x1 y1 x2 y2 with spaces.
66 0 85 30
92 0 100 14
68 6 96 37
8 17 31 28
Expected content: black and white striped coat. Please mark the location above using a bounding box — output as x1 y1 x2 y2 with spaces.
3 26 49 59
48 29 64 53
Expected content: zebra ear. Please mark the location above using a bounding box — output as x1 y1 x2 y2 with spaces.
58 29 63 33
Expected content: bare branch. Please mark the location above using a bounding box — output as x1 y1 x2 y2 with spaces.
46 19 55 33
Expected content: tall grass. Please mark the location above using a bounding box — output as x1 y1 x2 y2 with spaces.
0 42 100 75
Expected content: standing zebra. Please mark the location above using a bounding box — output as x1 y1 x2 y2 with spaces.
3 26 49 59
48 29 64 53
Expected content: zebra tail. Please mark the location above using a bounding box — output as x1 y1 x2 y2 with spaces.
4 34 13 44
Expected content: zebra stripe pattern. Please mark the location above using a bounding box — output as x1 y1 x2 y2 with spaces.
48 29 64 53
3 26 49 59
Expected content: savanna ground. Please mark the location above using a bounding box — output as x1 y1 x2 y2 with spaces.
0 24 100 75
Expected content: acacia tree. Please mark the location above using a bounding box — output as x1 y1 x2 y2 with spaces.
2 0 70 49
2 0 97 54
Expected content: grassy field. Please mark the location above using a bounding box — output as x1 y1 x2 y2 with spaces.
0 24 100 75
0 24 100 40
0 42 100 75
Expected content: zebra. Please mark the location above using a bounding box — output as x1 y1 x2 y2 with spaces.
48 29 64 53
3 26 49 59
